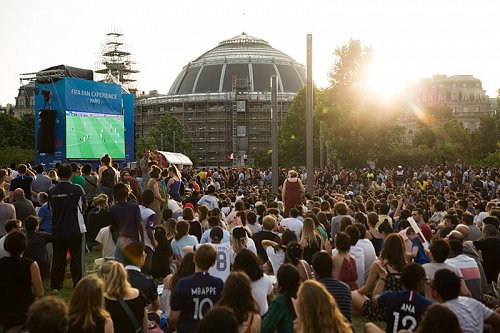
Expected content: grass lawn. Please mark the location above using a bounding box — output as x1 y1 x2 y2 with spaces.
43 249 383 332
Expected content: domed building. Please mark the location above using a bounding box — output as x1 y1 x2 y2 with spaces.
135 33 306 166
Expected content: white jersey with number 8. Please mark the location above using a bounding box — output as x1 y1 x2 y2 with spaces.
208 243 234 282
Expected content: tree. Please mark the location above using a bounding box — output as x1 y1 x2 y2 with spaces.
147 113 193 158
472 113 500 156
322 39 403 167
278 88 322 167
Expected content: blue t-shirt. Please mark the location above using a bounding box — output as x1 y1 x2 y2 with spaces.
171 272 223 333
171 235 199 259
411 238 429 264
37 203 52 234
109 202 141 240
378 290 432 333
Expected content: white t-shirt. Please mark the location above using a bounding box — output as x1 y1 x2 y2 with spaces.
208 242 233 282
332 246 365 289
0 235 8 259
95 226 116 260
246 238 258 255
423 262 463 280
355 239 377 283
280 217 303 239
139 205 156 251
266 247 285 275
446 297 493 333
251 274 274 316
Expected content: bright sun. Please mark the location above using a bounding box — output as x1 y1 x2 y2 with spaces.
364 56 406 102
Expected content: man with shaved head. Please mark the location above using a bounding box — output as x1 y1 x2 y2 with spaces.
12 188 36 222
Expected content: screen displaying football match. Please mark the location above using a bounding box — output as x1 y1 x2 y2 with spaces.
65 111 125 159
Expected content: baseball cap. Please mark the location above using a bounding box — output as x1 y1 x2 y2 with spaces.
210 227 223 242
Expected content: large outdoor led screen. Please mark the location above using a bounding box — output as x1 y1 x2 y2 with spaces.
66 111 125 159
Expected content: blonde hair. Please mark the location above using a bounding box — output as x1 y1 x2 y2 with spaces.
296 280 351 333
92 194 109 210
299 218 322 249
288 170 298 178
101 261 133 299
69 275 110 332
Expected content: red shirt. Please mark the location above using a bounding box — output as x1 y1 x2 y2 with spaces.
420 223 433 242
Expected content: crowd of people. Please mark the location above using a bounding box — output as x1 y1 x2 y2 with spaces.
0 151 500 333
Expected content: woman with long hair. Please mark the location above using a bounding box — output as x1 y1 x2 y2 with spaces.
170 220 198 261
299 217 324 264
68 275 114 333
182 206 202 242
294 280 351 333
285 242 313 281
101 261 148 333
282 170 305 217
231 226 257 257
146 165 166 225
87 194 112 249
150 225 173 279
262 229 298 276
332 232 358 290
232 249 274 316
261 264 301 333
166 165 183 202
97 154 117 202
217 271 261 333
353 233 407 321
161 252 195 316
197 205 209 230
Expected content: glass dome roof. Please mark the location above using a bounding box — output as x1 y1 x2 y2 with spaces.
168 33 306 95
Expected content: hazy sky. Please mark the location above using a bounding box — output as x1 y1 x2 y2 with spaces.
1 0 499 105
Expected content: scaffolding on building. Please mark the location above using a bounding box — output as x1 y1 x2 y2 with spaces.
96 30 139 94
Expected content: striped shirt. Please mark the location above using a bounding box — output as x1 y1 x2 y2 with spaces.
261 294 296 333
446 254 482 300
317 277 352 322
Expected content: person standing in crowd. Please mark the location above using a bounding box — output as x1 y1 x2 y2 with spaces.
0 231 44 331
30 164 52 204
166 165 183 202
70 163 86 190
0 187 16 236
9 164 34 202
146 165 165 225
67 274 114 333
109 183 144 263
294 280 352 333
138 189 157 274
98 154 118 202
49 164 87 291
312 251 352 322
282 170 305 217
139 149 152 190
82 163 99 206
101 261 148 333
170 244 224 333
12 188 36 222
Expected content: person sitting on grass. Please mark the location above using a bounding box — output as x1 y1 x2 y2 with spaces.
431 268 500 333
363 263 432 333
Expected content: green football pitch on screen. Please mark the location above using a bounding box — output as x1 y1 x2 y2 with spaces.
66 112 125 159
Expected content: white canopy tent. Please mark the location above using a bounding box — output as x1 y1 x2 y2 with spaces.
156 151 193 168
